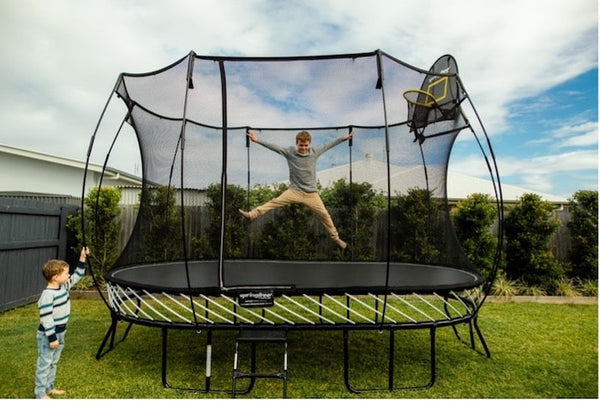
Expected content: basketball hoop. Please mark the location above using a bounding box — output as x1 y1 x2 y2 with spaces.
402 89 438 108
403 89 439 132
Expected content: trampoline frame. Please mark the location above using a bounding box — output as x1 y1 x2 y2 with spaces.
96 269 490 393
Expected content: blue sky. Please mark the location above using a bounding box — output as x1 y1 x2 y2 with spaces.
0 0 597 200
498 69 598 196
450 66 598 198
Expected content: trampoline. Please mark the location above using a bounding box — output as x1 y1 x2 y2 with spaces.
83 50 503 394
106 260 483 296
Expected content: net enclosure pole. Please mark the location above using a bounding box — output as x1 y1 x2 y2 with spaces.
180 52 199 325
218 60 228 289
376 50 392 326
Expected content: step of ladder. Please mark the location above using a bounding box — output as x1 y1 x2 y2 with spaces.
232 329 288 398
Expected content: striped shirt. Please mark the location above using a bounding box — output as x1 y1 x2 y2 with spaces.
37 261 86 342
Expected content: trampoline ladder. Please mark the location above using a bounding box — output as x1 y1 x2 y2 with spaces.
160 328 252 395
232 329 289 398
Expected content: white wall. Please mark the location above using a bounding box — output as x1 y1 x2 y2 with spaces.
0 152 84 196
0 151 140 198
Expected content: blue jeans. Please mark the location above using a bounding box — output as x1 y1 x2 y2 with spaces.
35 330 66 399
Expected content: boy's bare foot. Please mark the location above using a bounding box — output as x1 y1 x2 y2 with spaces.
238 209 252 219
334 238 347 249
47 389 66 396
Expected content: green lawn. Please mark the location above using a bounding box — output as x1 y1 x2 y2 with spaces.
1 299 597 398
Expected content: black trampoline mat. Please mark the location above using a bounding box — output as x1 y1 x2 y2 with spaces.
105 260 483 295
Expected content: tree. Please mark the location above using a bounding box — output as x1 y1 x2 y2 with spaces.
192 183 249 258
504 193 562 291
452 193 498 278
321 179 386 260
66 186 122 279
389 188 445 264
253 184 325 260
567 190 598 280
139 185 183 262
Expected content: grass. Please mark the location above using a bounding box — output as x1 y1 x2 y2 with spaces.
1 299 597 398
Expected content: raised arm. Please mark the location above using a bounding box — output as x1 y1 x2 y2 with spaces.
247 130 259 143
247 130 286 155
314 129 354 156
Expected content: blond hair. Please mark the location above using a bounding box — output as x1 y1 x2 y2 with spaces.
42 259 69 281
296 130 311 143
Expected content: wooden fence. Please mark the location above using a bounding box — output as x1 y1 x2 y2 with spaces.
0 200 575 312
116 205 573 262
0 198 78 312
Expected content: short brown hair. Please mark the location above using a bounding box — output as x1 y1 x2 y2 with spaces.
296 130 311 143
42 259 69 281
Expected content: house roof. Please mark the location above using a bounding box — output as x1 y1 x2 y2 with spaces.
0 143 142 186
316 154 568 204
1 143 568 204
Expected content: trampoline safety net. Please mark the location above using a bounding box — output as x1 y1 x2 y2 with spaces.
84 49 503 393
84 49 502 311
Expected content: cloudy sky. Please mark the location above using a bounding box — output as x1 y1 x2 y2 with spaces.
0 0 597 199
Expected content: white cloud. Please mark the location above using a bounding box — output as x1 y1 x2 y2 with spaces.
451 148 598 197
454 149 597 177
552 122 599 148
0 0 596 196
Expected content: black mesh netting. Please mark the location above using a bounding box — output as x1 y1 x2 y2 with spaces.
85 50 502 293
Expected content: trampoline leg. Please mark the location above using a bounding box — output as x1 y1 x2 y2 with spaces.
161 327 170 388
205 330 212 392
452 314 491 358
121 321 134 342
342 330 351 392
473 316 491 357
343 328 437 392
387 330 395 391
96 314 118 360
344 329 400 393
427 327 436 389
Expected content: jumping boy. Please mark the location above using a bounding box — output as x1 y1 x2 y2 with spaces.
34 247 89 399
239 129 353 249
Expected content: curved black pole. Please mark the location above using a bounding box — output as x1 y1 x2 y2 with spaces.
246 128 251 210
347 126 354 258
90 113 130 308
180 51 198 326
375 50 392 327
218 60 228 289
245 127 251 256
81 75 122 309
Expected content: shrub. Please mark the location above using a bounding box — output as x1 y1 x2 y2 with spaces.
567 190 598 280
72 275 96 291
452 193 498 279
253 184 326 260
389 188 445 264
491 271 521 296
577 279 598 296
504 193 563 292
321 179 386 260
192 183 249 258
554 278 582 297
519 283 546 297
66 186 122 279
138 185 183 262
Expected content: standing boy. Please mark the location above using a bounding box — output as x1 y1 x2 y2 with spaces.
239 130 353 249
34 247 89 399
